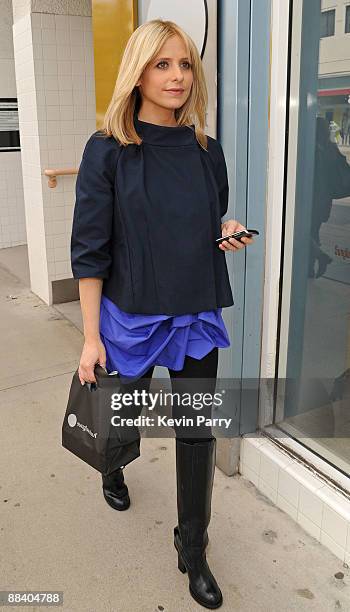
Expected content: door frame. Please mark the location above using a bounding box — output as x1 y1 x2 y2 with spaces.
217 0 272 473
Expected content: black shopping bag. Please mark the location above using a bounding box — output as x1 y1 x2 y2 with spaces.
62 364 141 475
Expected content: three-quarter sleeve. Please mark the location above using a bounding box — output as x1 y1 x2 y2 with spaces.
70 133 119 280
215 141 229 218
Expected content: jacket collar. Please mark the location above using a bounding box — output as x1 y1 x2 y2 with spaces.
134 109 196 147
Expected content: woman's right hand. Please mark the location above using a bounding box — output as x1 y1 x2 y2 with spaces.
78 337 107 385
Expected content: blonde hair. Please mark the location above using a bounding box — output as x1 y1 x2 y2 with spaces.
100 19 209 150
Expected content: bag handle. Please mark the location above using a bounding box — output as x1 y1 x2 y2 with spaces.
85 363 120 391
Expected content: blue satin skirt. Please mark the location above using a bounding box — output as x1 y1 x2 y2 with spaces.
99 295 230 383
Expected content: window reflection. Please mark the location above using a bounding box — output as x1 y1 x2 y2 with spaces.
276 0 350 473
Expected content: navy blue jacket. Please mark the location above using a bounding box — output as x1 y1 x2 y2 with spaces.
70 113 234 315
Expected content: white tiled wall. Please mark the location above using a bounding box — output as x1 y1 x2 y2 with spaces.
0 0 26 248
240 434 350 563
13 12 48 302
0 154 26 248
12 9 96 303
34 11 96 286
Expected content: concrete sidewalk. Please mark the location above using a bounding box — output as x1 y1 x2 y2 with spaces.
1 253 350 612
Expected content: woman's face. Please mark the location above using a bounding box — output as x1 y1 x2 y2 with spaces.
136 35 193 114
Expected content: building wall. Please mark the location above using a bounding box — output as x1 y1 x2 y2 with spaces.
319 0 350 76
12 0 95 303
0 0 26 249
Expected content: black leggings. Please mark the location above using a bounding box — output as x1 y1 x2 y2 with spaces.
117 347 218 440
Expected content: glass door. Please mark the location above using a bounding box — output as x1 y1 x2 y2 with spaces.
275 0 350 476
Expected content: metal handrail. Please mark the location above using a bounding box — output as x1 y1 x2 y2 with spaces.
43 167 78 188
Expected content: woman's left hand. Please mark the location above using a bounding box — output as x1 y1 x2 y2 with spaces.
219 220 255 252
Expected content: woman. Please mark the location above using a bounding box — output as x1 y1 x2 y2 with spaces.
71 19 254 609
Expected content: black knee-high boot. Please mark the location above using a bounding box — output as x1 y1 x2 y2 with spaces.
102 467 130 511
174 437 223 609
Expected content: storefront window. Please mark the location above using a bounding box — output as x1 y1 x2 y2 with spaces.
275 0 350 475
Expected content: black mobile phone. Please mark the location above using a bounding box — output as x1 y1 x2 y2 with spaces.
215 229 259 245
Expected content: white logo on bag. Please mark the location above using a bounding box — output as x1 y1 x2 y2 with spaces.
67 413 98 438
68 414 77 427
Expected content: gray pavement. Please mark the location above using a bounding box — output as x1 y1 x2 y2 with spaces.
1 249 350 612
